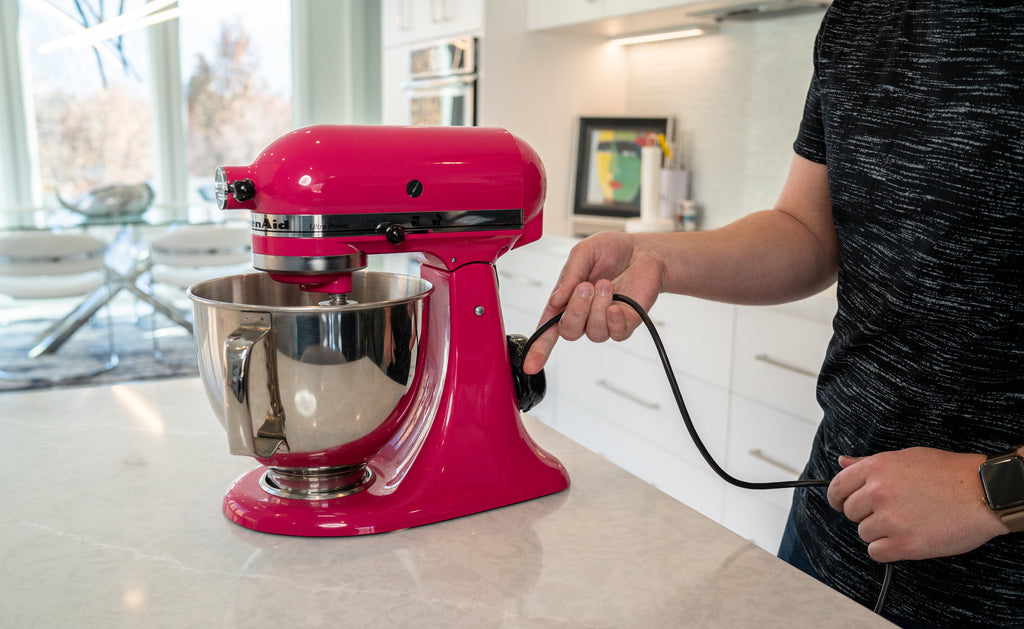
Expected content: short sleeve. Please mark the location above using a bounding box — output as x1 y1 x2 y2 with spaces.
793 25 828 164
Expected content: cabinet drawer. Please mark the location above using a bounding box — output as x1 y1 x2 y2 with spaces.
721 486 790 553
496 250 563 324
644 295 734 389
556 397 724 521
726 395 819 511
732 306 832 422
554 337 729 470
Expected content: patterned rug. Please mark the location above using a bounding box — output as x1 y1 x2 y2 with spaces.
0 303 199 393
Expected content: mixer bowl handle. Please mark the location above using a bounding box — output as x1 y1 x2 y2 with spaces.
224 317 287 459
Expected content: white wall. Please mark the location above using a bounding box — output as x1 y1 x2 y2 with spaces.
480 1 627 237
293 0 381 128
624 12 822 230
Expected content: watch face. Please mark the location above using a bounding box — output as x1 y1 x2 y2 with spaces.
982 456 1024 511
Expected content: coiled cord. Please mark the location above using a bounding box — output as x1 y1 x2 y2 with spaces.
524 293 894 615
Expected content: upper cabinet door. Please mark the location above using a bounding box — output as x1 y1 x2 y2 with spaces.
383 0 483 47
604 0 698 16
526 0 606 31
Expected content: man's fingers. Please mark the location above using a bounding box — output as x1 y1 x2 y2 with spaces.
523 326 558 375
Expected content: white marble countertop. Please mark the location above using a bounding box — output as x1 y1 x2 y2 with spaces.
0 377 891 628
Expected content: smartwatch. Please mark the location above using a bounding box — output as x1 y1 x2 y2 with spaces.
979 449 1024 533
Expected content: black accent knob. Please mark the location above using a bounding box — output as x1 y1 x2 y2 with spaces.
230 179 256 202
507 334 546 413
406 179 423 198
383 223 406 245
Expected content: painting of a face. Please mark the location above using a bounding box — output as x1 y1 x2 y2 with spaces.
573 117 669 219
587 130 643 205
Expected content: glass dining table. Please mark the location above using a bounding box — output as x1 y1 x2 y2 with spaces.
0 203 250 358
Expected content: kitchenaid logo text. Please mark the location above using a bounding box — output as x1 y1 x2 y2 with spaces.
253 216 291 231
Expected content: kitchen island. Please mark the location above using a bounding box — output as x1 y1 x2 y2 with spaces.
0 378 891 628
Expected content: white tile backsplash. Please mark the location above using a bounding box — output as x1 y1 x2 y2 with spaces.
624 12 823 230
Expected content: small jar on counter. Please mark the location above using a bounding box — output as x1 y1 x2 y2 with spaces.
676 200 699 231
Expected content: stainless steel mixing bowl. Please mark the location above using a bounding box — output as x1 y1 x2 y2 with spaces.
188 271 432 498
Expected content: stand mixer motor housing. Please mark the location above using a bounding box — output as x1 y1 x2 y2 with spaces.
194 125 569 536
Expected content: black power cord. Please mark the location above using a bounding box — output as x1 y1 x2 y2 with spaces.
524 293 894 615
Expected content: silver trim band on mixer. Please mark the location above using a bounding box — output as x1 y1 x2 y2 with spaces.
253 252 368 275
260 465 373 500
250 209 523 238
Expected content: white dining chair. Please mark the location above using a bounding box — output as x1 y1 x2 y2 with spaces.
0 231 119 382
145 224 253 364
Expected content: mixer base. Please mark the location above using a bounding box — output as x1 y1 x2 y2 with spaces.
223 457 568 536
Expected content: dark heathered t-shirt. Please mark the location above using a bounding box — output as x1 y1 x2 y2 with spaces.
791 1 1024 626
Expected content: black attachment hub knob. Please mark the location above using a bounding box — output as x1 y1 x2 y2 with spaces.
507 334 546 412
230 179 256 202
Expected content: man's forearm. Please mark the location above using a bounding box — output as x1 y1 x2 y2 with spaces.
642 208 840 306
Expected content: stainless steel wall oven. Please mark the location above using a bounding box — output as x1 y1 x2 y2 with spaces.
403 37 477 126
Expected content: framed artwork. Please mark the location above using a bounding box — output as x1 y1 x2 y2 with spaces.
572 116 671 218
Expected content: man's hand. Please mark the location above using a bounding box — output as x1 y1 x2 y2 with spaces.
827 447 1009 562
522 231 664 375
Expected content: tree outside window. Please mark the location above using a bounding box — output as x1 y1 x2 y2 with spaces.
20 0 156 202
180 0 291 203
18 0 292 207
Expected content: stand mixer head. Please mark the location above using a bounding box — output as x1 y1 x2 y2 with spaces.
215 124 546 295
191 125 568 536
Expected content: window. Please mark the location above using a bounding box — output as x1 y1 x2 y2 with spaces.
19 0 156 203
179 0 292 202
2 2 380 213
15 0 291 207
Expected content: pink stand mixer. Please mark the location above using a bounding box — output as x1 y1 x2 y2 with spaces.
188 125 569 536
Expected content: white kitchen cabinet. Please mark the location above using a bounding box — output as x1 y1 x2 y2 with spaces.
495 239 566 328
526 0 605 31
604 0 699 16
725 395 819 510
496 236 837 552
721 486 790 553
525 0 710 35
496 238 573 427
732 305 833 423
722 297 834 552
554 331 730 471
721 395 821 552
644 295 734 390
556 396 725 520
382 0 483 47
526 0 831 34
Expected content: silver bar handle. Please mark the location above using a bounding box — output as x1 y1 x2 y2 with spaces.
754 353 818 378
748 448 802 476
597 379 660 410
223 316 285 458
397 0 411 31
430 0 449 23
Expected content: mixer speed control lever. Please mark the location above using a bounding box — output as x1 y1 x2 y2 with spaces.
379 223 407 245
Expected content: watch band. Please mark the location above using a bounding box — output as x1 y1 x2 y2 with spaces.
1003 509 1024 533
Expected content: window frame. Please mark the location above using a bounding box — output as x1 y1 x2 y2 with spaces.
0 1 381 212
